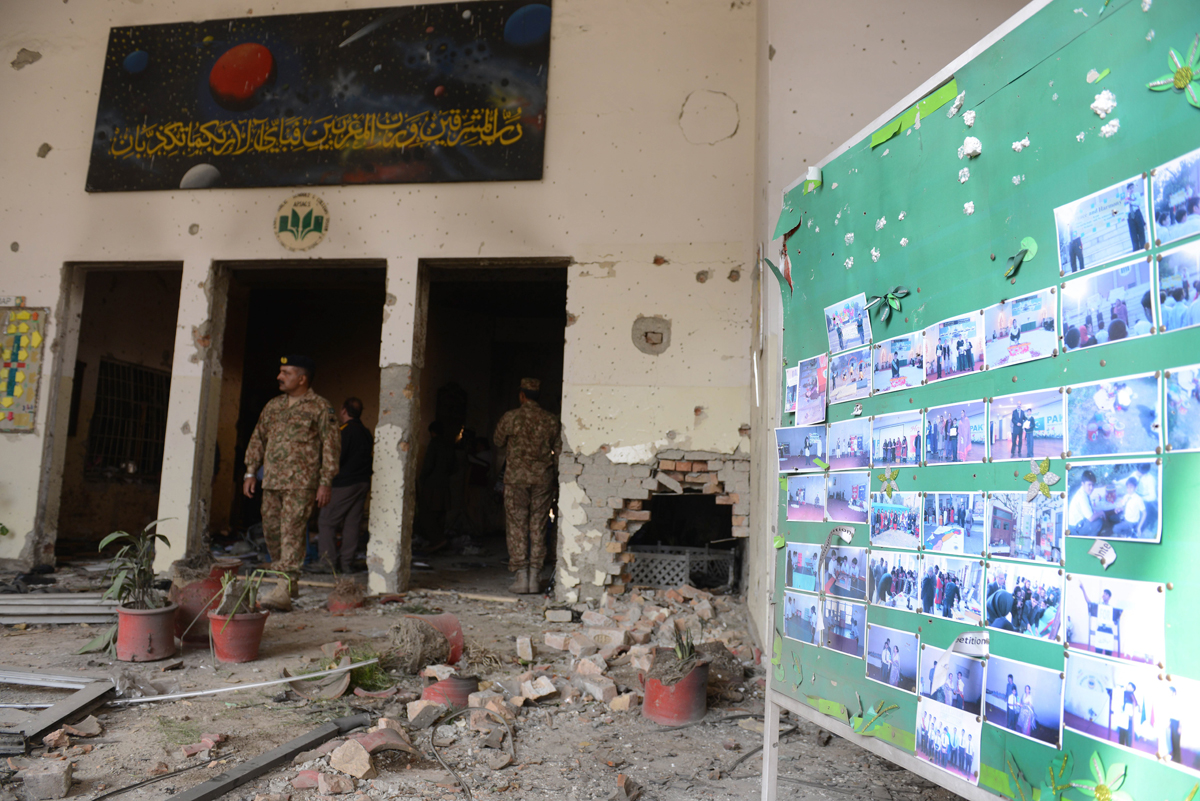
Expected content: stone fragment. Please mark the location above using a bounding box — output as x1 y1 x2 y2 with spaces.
469 689 505 708
407 699 447 729
581 610 614 627
486 698 516 720
487 752 513 770
543 632 572 651
253 795 291 801
318 772 356 794
515 636 534 661
432 725 457 748
421 664 458 680
520 675 557 700
544 609 573 623
567 634 599 657
694 599 714 620
609 693 638 712
18 761 72 800
291 770 320 789
62 716 103 737
574 654 607 676
349 727 417 755
41 729 69 750
329 739 376 779
571 674 618 704
611 773 643 801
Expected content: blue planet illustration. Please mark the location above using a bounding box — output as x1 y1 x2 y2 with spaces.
504 4 551 47
123 50 149 74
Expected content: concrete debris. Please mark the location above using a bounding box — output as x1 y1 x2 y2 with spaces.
432 724 458 747
41 729 70 749
291 770 320 789
18 761 73 800
253 795 291 801
63 716 102 737
405 700 446 730
487 751 513 770
516 635 534 661
544 609 573 623
521 675 558 700
318 772 356 794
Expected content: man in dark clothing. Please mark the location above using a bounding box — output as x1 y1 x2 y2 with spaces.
941 576 960 619
921 568 937 614
314 397 374 573
1010 405 1025 457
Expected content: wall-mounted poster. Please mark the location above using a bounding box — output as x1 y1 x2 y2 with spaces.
1061 258 1155 351
783 366 799 414
823 293 872 354
916 701 981 786
924 400 986 465
1156 241 1200 332
1065 373 1161 457
1055 176 1149 275
775 425 826 473
873 331 923 394
783 589 820 645
1065 460 1161 543
866 624 918 693
822 597 866 658
982 288 1058 368
785 474 826 522
923 315 984 383
986 492 1063 565
1167 363 1200 452
1064 653 1168 761
868 550 921 610
1152 145 1200 247
983 656 1063 747
85 2 552 192
1063 574 1166 667
872 409 923 467
828 347 872 404
784 542 823 593
920 643 985 714
827 417 871 470
990 389 1064 462
823 545 868 601
794 354 829 426
923 492 985 556
922 554 984 624
984 561 1063 642
869 491 922 550
826 471 869 524
0 307 47 432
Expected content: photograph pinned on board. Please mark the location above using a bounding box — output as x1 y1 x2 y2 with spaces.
828 347 872 405
824 293 872 354
1060 258 1156 351
984 561 1063 642
868 550 922 611
1063 573 1165 667
866 624 919 693
872 409 924 467
1160 675 1200 776
983 288 1059 368
920 642 985 714
1065 373 1161 458
783 589 821 645
916 700 982 785
870 491 922 550
784 542 823 594
1167 363 1200 452
924 400 987 465
920 554 984 624
986 492 1064 566
826 471 869 524
785 474 827 522
990 389 1065 463
984 656 1063 747
873 331 924 394
822 597 866 659
794 353 829 426
822 545 868 601
1064 653 1169 762
923 315 984 383
827 417 872 470
784 366 799 414
1158 241 1200 334
1065 460 1161 543
1055 175 1149 275
1152 145 1200 247
776 424 827 473
923 492 985 556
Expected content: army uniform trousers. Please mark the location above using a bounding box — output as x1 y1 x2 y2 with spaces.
503 482 554 572
261 488 318 576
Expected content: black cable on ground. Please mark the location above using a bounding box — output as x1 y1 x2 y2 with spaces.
86 760 209 801
427 706 517 801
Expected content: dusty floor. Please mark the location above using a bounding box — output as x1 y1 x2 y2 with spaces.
0 544 962 800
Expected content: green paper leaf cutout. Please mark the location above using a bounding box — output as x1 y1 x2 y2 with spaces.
1170 48 1185 72
763 257 789 295
1006 750 1034 801
1020 237 1038 260
1090 752 1105 784
773 535 786 549
1149 75 1177 90
1073 783 1097 797
1106 763 1126 791
1024 472 1038 483
887 296 900 310
813 458 830 469
772 633 783 666
1185 783 1199 801
880 305 891 321
1112 791 1133 801
893 287 909 298
1039 456 1051 475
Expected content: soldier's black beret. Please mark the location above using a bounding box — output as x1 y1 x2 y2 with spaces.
281 354 316 377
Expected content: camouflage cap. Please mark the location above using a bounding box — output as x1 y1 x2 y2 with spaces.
281 354 316 377
519 377 541 392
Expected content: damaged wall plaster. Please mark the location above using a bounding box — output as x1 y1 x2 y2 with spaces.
367 361 418 594
679 89 741 145
630 315 671 355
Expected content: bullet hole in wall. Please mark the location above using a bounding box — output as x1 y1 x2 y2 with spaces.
727 269 741 282
188 224 200 235
36 143 52 158
696 270 710 283
632 316 671 356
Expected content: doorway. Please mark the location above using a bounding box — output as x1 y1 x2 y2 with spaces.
411 260 568 592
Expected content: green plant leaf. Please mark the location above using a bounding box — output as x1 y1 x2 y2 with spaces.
98 531 130 550
76 624 116 655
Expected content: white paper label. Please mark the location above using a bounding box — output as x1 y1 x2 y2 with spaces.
931 632 989 692
1088 539 1117 569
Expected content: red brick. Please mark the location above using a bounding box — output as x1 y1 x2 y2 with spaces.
667 471 685 481
612 530 632 544
675 461 693 472
608 519 628 531
726 493 740 503
605 541 624 553
607 583 626 595
691 462 709 472
714 495 734 505
622 510 651 521
625 499 644 511
619 552 635 563
731 515 747 526
658 460 676 470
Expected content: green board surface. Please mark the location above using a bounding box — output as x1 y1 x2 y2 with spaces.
771 1 1200 798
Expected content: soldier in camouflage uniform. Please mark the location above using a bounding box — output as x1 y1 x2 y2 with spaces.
243 355 341 611
493 378 561 594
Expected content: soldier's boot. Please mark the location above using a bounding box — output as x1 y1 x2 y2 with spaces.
260 581 293 612
509 568 530 595
527 567 542 595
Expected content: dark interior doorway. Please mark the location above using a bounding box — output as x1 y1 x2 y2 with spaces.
411 261 567 589
211 263 386 538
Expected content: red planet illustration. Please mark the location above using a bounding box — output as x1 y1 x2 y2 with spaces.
209 43 276 111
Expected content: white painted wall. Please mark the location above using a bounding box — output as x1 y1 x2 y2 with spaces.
0 0 756 589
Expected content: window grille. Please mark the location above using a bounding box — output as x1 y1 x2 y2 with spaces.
85 359 171 481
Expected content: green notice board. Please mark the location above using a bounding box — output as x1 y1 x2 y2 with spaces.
770 1 1200 798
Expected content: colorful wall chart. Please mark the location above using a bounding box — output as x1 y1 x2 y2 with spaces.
0 307 47 432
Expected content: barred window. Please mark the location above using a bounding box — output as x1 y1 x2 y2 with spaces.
85 359 171 481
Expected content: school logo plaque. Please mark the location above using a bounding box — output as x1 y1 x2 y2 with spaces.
274 193 329 251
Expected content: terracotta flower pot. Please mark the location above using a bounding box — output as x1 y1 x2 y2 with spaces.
421 675 479 707
404 612 464 664
327 595 364 615
207 610 269 663
640 661 710 726
116 603 179 662
173 577 224 643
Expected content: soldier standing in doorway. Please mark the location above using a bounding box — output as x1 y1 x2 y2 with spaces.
493 378 561 595
243 355 341 611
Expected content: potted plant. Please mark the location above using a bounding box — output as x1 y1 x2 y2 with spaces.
206 569 281 663
640 627 711 726
83 519 177 662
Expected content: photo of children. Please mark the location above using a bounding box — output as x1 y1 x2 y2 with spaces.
1168 363 1200 452
784 366 799 414
1152 145 1200 247
776 425 826 473
1063 574 1165 667
1055 176 1149 274
826 471 869 524
1157 241 1200 333
824 293 872 354
920 554 984 624
990 389 1064 462
870 491 922 549
921 643 985 714
827 417 871 470
872 410 924 466
983 288 1059 368
873 332 924 394
828 347 872 404
984 562 1063 641
984 656 1063 747
795 353 829 426
916 702 981 785
1061 259 1155 351
822 597 866 658
869 551 921 610
1065 461 1161 543
1064 653 1167 761
923 492 985 556
924 400 987 465
866 624 918 693
1066 374 1161 457
785 474 826 522
987 492 1063 565
923 316 985 382
783 590 820 645
823 545 868 601
784 542 823 593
